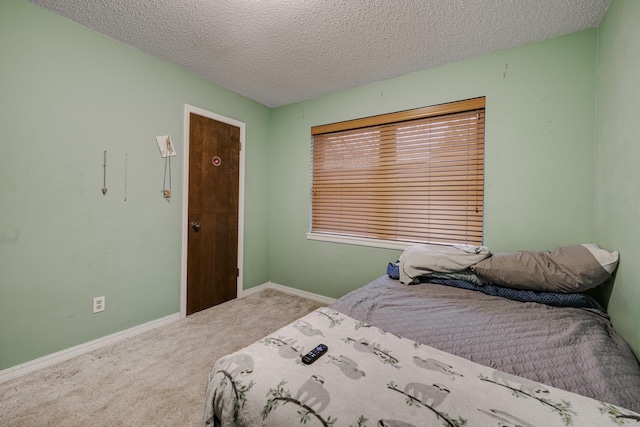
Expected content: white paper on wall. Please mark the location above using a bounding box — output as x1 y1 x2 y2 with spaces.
156 135 176 158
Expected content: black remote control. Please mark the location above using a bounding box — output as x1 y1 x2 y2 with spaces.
301 344 328 364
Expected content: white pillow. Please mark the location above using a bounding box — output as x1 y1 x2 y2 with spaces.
581 244 619 274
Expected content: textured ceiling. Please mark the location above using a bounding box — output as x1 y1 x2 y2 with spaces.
28 0 610 107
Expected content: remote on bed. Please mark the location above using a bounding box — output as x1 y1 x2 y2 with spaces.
301 344 328 364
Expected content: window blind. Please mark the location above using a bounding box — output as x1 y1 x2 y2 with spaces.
311 97 485 246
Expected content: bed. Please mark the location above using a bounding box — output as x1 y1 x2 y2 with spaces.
202 245 640 426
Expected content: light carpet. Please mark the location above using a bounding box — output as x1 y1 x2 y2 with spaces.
0 289 326 426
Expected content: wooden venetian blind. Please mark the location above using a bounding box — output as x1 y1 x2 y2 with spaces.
311 97 485 246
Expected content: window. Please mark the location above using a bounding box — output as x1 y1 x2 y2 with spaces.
309 97 485 247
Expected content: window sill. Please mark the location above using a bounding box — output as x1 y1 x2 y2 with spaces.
305 232 413 251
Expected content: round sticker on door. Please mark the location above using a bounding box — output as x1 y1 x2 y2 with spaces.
212 156 222 167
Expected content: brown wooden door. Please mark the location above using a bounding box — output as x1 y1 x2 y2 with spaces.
187 113 240 315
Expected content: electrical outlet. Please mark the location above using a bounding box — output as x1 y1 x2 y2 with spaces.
93 296 105 313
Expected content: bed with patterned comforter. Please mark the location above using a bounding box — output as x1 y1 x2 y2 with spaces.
202 276 640 426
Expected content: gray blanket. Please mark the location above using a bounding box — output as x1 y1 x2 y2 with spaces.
330 275 640 412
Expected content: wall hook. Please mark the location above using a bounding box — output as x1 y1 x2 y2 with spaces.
102 150 108 195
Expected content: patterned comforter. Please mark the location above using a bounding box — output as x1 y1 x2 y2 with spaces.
202 307 640 426
331 276 640 412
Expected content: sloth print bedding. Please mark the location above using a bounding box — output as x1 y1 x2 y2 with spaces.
202 307 640 427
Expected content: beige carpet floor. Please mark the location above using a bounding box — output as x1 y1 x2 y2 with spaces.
0 289 326 427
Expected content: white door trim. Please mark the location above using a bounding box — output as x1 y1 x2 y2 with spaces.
181 104 246 319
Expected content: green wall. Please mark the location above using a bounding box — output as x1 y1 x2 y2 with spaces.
5 0 639 371
595 0 640 355
269 30 598 299
0 0 271 370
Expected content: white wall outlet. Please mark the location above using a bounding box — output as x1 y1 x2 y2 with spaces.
93 296 105 313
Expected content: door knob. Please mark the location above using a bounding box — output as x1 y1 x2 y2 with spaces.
191 221 200 232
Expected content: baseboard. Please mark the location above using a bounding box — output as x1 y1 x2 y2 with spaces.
240 282 271 297
241 282 336 305
1 284 333 384
0 312 180 384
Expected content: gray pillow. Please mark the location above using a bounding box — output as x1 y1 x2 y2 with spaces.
470 244 618 293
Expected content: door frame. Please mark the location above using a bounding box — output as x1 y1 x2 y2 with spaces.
180 104 246 319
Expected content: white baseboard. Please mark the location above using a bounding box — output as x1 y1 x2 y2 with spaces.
1 284 333 384
241 282 336 305
0 312 180 384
